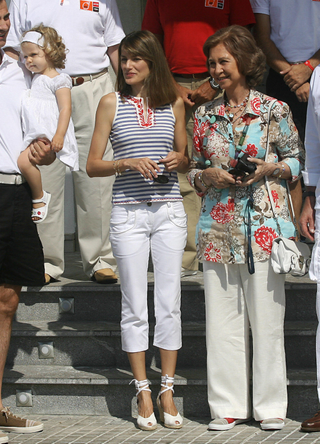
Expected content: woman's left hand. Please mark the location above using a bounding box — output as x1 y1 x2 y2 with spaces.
236 158 275 187
159 151 184 172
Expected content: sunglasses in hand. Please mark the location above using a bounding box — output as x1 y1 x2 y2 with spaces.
153 157 171 184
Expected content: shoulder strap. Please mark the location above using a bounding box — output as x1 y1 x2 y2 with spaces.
264 100 297 236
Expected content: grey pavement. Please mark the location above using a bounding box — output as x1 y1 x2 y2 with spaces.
5 415 320 444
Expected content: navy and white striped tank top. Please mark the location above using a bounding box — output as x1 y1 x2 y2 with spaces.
110 92 183 205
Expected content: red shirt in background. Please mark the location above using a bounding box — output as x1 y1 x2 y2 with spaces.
142 0 255 75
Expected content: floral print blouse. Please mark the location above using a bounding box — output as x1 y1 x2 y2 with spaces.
187 89 305 264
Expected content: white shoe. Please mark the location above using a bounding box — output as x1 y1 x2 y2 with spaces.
208 418 249 431
260 418 284 430
31 190 51 224
130 379 157 431
156 374 183 429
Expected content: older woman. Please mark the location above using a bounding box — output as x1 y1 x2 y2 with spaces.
188 25 304 431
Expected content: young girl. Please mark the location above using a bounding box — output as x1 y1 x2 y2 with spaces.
18 25 78 223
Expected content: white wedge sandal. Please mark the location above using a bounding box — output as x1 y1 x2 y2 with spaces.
156 374 183 429
130 379 157 431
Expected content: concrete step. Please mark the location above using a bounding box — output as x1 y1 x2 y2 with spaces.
285 278 317 322
19 277 317 324
2 365 317 419
7 320 206 368
7 320 317 369
18 282 206 323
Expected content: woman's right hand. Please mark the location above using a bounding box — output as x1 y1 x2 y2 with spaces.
124 157 161 180
202 167 236 189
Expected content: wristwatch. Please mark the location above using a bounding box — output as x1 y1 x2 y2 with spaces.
209 76 221 90
272 167 280 177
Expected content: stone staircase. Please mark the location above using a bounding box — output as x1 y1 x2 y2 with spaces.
2 253 318 420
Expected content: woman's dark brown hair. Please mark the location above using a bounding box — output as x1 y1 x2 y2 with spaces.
117 30 178 108
203 25 266 88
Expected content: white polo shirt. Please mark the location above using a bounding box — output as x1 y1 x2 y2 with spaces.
251 0 320 63
6 0 125 76
0 49 31 174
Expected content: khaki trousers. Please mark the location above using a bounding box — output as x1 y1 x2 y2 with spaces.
203 259 287 421
38 72 117 278
175 77 204 271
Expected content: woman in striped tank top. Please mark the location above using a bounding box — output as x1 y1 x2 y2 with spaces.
87 30 189 431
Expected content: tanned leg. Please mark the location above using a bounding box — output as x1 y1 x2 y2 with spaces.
127 351 154 422
159 349 179 418
0 284 20 408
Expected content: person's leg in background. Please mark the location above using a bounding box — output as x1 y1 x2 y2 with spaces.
38 159 66 281
175 77 203 276
71 73 117 282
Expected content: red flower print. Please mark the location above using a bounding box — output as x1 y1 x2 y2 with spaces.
251 97 261 114
200 120 211 137
245 144 258 157
193 119 202 152
193 119 211 152
210 199 235 224
219 105 225 116
204 242 222 262
271 190 280 208
254 226 278 254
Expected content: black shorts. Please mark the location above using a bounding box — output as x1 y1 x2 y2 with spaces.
0 182 45 286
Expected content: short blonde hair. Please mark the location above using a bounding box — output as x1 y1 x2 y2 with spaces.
21 24 67 70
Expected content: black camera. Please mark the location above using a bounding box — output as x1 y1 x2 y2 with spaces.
229 153 256 179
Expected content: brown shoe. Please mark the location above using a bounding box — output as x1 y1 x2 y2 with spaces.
92 268 118 284
44 273 52 285
301 411 320 432
0 407 43 433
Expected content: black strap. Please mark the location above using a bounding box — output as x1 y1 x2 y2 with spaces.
244 189 255 275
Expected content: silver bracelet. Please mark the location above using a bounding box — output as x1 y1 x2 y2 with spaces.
198 171 210 189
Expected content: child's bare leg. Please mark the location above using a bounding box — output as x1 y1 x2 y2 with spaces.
18 148 51 224
18 148 43 201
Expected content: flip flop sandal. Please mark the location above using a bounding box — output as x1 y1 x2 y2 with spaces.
31 190 51 224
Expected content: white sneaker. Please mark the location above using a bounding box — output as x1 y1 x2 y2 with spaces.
208 418 249 431
260 418 284 430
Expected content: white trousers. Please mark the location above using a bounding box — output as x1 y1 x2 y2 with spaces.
38 72 117 278
203 259 287 421
110 201 187 353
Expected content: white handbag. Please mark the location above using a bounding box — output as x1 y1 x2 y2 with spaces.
270 236 310 276
264 101 310 276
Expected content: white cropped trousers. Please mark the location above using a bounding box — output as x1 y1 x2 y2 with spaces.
203 259 287 421
110 201 187 353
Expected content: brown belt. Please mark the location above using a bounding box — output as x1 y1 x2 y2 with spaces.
71 68 108 87
173 72 209 79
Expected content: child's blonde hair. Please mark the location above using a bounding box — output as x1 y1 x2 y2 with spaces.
22 24 67 69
